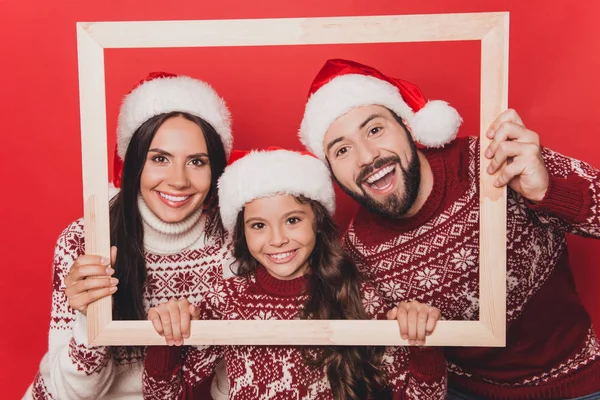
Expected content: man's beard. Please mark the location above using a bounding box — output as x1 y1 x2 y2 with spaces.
334 140 421 219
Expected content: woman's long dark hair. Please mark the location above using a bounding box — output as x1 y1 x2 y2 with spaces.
233 196 390 400
109 111 227 321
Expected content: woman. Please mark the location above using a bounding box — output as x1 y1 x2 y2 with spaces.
25 72 234 399
143 149 447 400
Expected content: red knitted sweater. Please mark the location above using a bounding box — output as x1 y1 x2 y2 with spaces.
341 137 600 399
143 266 448 399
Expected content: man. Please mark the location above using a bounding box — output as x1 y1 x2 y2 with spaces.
299 58 600 399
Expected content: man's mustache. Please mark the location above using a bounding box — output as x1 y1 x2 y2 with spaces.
356 156 401 187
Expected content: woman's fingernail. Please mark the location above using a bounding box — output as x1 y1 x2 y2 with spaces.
109 286 117 293
110 278 119 285
106 267 114 275
100 257 110 265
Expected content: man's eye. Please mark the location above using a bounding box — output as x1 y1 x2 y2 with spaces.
335 147 348 157
369 126 382 135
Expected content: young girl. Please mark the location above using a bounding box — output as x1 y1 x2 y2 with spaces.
26 72 235 399
143 148 447 400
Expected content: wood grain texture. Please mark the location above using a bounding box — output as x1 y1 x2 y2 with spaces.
78 13 507 49
77 23 112 344
79 12 509 346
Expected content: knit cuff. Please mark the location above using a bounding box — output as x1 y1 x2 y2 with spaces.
526 175 592 224
68 314 111 373
408 347 446 378
144 346 185 379
72 313 107 350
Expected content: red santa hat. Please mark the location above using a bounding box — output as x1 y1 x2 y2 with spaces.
112 72 232 190
218 147 336 233
299 59 462 160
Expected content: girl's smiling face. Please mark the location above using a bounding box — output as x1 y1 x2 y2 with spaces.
243 194 316 280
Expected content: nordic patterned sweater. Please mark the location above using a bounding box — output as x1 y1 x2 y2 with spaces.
142 266 448 400
341 136 600 399
25 198 234 400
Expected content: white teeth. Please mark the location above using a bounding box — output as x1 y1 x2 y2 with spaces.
159 192 191 202
366 165 395 184
270 251 294 260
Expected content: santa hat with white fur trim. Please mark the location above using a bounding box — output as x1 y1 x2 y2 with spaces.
299 59 462 160
111 71 232 190
218 148 336 233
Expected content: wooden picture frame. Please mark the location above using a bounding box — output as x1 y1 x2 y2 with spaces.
77 12 508 346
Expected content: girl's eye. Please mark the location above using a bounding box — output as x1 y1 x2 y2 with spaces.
152 155 168 163
189 158 205 167
251 222 265 230
286 217 300 225
335 146 349 158
368 126 382 136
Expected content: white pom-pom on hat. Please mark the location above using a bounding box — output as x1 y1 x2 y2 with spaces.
410 100 461 147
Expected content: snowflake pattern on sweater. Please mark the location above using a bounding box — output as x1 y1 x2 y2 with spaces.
143 267 448 400
342 137 600 399
28 215 233 400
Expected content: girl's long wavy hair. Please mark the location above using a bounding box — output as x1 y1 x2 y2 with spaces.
232 195 390 400
109 111 227 322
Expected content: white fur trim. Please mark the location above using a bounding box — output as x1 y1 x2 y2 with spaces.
116 76 232 159
218 150 335 233
299 74 414 160
410 100 462 147
299 74 462 159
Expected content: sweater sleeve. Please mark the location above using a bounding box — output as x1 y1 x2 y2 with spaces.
402 347 448 399
142 346 185 399
525 147 600 238
143 284 228 400
30 220 116 399
360 282 448 399
143 345 225 399
382 346 447 400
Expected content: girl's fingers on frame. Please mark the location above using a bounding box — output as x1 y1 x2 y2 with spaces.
417 306 429 344
148 309 165 336
426 308 441 335
386 307 398 320
178 301 192 339
407 306 419 343
397 308 409 340
157 308 174 345
168 304 183 345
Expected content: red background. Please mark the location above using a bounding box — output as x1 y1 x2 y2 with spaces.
1 0 599 397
